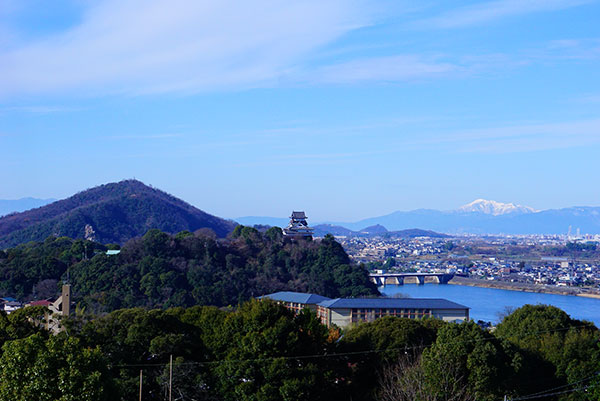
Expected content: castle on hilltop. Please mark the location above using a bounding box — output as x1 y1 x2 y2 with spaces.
283 211 314 238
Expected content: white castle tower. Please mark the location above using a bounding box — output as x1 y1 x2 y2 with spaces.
283 211 314 238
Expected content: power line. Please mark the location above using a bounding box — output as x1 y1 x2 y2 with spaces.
106 322 600 401
509 370 600 400
511 382 599 400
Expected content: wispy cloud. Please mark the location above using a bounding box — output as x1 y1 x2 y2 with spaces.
572 93 600 103
230 158 349 168
543 38 600 60
307 55 457 84
0 0 372 97
105 133 184 140
416 119 600 153
1 105 80 113
248 117 439 140
271 149 391 160
450 38 600 74
1 1 596 97
412 0 593 29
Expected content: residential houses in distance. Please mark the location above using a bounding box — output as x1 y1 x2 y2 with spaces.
337 235 600 289
1 285 72 333
0 297 22 314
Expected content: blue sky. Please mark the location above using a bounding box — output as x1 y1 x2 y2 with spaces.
1 0 599 221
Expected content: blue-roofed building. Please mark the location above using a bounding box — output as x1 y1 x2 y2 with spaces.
258 291 469 328
258 291 331 313
316 297 469 328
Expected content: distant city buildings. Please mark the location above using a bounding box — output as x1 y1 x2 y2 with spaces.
337 235 600 290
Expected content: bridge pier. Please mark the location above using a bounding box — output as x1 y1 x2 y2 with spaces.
369 272 455 286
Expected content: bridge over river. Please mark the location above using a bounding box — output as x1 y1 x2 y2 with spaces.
369 272 455 286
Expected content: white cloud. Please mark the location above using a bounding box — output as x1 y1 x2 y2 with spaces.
308 55 457 84
2 1 595 97
0 105 80 113
105 133 184 140
412 0 593 29
543 38 600 60
418 119 600 153
0 0 372 97
247 118 600 156
573 93 600 103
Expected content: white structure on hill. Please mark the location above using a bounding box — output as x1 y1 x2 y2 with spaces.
283 211 314 238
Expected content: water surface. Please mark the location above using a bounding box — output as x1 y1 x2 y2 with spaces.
379 284 600 327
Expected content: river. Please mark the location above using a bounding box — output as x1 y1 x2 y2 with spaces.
379 284 600 327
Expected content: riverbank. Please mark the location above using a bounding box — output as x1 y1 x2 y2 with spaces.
380 283 600 326
449 276 600 299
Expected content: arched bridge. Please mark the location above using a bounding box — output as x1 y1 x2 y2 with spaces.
369 272 455 286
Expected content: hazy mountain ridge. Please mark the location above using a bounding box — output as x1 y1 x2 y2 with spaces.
0 180 236 248
0 197 56 217
236 216 290 228
237 200 600 235
346 206 600 235
253 222 448 238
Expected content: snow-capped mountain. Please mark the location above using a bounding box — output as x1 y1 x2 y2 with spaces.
239 204 600 235
456 199 537 216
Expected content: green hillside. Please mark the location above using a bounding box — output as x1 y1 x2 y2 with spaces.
0 228 379 310
0 180 236 248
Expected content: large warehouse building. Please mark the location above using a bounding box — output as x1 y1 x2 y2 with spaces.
259 291 469 328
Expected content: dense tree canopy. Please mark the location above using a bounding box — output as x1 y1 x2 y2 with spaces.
0 303 598 400
0 334 114 401
495 304 600 400
1 228 598 400
0 229 379 311
71 300 339 401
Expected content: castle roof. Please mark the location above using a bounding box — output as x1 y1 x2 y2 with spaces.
290 211 307 219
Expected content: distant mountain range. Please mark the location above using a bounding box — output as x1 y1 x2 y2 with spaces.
311 223 447 238
237 199 600 235
0 197 56 217
236 216 290 228
4 188 599 247
0 180 236 248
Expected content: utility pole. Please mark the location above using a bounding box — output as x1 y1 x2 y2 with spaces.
169 354 173 401
139 370 143 401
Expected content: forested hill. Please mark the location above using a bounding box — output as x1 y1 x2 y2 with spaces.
0 180 237 248
0 227 379 310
